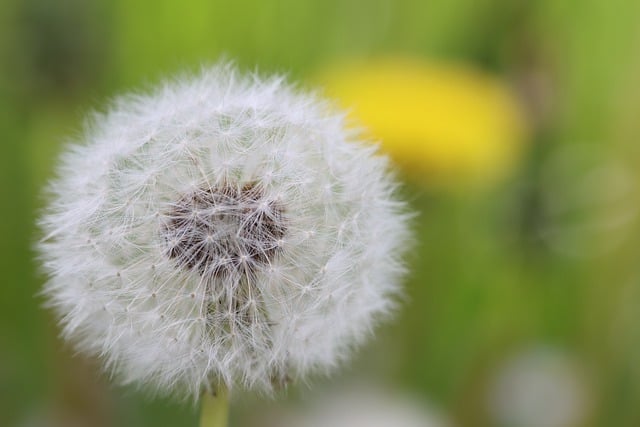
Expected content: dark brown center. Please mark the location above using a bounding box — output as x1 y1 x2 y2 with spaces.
162 182 286 277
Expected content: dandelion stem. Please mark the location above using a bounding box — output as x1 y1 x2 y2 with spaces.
200 386 229 427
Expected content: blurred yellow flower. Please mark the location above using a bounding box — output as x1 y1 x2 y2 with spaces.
317 57 529 189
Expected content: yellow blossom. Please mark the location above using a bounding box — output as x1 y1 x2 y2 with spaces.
317 57 529 189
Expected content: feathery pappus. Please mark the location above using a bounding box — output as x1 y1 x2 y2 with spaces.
38 63 411 400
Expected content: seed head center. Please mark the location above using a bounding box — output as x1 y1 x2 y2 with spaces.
163 183 286 277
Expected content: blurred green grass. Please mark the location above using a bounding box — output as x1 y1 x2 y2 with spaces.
2 0 640 426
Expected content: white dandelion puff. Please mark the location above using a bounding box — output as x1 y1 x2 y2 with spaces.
38 63 411 399
255 385 450 427
488 347 591 427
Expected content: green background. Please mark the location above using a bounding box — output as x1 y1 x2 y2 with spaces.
2 0 640 426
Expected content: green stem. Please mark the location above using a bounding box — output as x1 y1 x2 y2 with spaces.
200 386 229 427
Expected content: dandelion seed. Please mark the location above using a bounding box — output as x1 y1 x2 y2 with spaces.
38 63 410 400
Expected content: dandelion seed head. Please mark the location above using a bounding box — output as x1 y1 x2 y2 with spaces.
38 63 410 399
488 347 590 427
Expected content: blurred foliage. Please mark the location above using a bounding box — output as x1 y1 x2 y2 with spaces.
1 0 640 426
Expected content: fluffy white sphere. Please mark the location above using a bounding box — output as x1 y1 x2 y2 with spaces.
257 385 449 427
488 347 590 427
38 64 410 399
